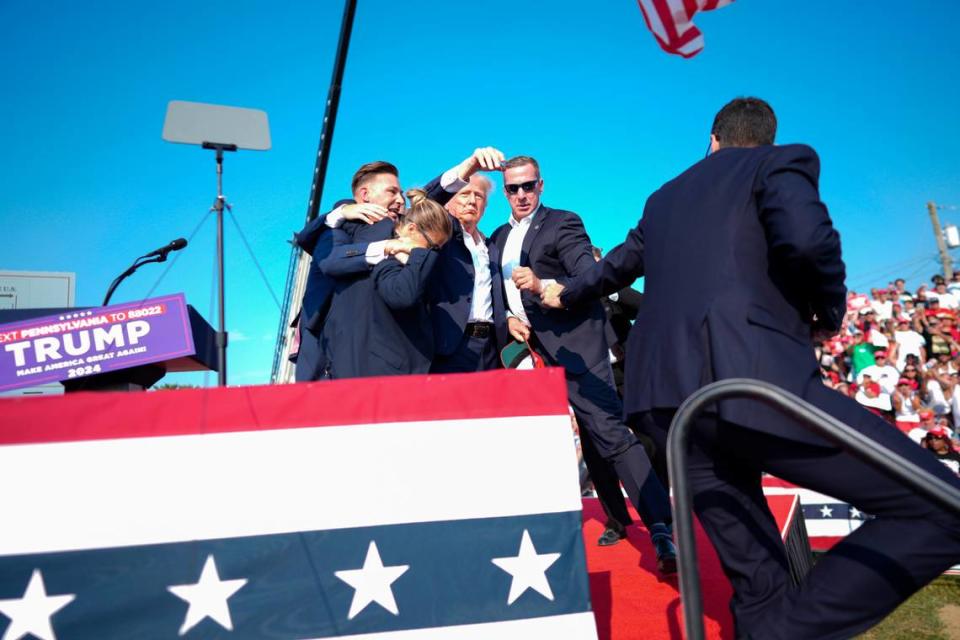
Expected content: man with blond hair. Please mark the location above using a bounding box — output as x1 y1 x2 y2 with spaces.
425 167 509 372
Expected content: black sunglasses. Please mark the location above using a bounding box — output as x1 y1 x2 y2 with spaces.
505 180 538 195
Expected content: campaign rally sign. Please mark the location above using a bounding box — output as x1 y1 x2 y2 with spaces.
0 294 194 391
0 368 597 639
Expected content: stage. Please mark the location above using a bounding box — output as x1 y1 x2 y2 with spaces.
582 494 805 640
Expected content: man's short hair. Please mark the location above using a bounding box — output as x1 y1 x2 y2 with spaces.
503 155 540 176
711 97 777 148
351 161 399 194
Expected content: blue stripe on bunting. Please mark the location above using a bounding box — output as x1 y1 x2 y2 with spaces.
0 510 590 639
800 503 873 521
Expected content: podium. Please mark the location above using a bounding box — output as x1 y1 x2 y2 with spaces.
0 294 217 393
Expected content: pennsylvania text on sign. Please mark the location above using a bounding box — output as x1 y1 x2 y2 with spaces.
0 294 194 391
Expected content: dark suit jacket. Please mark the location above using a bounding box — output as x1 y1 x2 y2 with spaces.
293 176 454 380
561 144 846 444
322 248 439 378
422 175 508 355
295 198 356 335
603 286 643 358
491 205 609 375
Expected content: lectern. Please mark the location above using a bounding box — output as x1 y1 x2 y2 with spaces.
0 294 217 393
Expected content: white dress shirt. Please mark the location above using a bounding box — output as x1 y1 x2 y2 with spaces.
463 230 494 323
501 207 544 327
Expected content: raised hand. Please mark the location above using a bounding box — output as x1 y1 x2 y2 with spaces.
384 237 417 265
341 203 391 224
456 146 506 180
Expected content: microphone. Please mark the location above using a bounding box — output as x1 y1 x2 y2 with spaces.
144 238 188 260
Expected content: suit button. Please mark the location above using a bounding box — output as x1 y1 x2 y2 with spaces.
467 296 472 302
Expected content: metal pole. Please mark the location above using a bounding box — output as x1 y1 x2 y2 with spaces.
271 0 359 382
215 149 227 387
306 0 358 222
928 201 953 280
667 378 960 640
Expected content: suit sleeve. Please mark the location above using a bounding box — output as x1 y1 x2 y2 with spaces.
555 212 599 277
615 287 644 319
422 172 461 207
294 198 355 254
756 145 846 332
560 214 646 307
318 226 373 278
374 250 438 309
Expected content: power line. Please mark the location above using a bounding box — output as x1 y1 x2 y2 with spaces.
847 255 935 291
847 253 934 282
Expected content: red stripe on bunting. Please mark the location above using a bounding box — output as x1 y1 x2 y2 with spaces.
0 368 570 445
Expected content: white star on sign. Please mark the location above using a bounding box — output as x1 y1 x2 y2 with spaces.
335 541 409 620
0 569 75 640
820 505 834 518
167 555 247 636
491 529 561 605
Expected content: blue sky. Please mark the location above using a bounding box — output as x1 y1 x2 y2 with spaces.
2 1 958 386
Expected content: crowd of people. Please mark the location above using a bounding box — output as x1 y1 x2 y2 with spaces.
817 276 960 474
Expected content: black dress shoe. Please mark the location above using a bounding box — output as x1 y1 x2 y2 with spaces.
597 527 627 546
653 535 678 574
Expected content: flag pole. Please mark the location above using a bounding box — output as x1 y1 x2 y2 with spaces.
272 0 359 382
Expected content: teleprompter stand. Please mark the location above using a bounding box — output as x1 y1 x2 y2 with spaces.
162 101 271 386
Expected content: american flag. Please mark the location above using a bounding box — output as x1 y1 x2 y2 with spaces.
636 0 735 58
762 476 960 575
0 369 597 639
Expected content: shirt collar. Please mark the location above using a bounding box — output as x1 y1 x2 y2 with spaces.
508 204 542 228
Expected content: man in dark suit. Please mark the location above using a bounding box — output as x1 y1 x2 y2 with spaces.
423 172 509 373
319 192 452 379
491 155 677 572
292 161 407 382
590 246 653 546
544 97 960 638
293 148 504 381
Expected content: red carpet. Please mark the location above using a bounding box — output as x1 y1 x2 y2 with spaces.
583 495 801 639
582 497 734 640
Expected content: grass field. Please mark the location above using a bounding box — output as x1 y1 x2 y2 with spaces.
860 575 960 639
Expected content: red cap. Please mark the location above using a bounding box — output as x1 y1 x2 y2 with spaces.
927 426 951 439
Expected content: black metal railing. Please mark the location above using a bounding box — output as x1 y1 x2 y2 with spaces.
666 378 960 640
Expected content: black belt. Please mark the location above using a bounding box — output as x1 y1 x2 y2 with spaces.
465 322 493 338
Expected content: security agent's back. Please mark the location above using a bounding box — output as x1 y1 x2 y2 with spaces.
622 143 846 443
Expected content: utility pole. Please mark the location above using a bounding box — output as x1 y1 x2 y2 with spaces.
928 201 954 280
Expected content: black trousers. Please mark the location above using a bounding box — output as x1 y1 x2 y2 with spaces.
580 425 633 527
566 359 672 527
430 329 499 374
644 384 960 639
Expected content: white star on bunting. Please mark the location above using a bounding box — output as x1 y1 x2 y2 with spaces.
335 541 409 620
820 505 834 518
850 507 861 519
491 529 561 605
0 569 75 640
167 554 247 635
